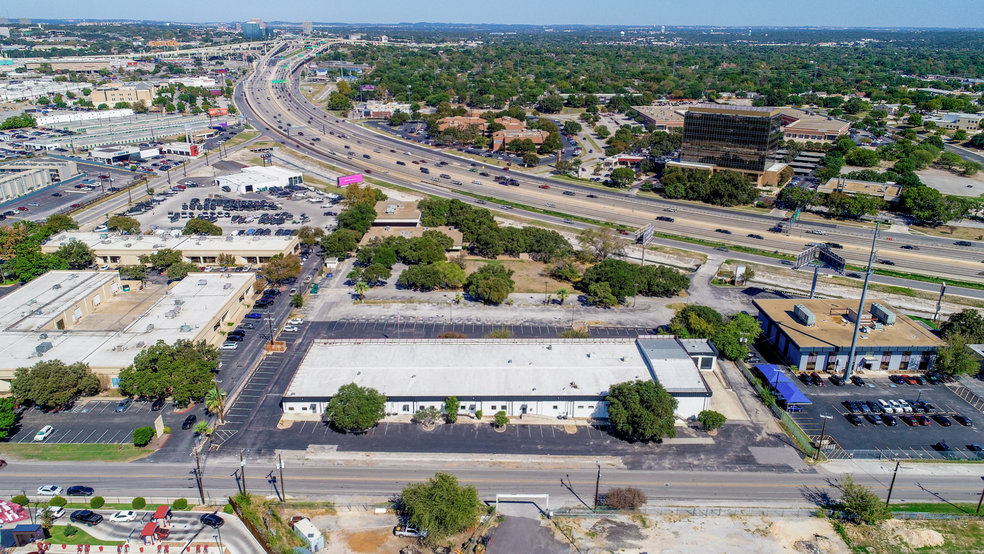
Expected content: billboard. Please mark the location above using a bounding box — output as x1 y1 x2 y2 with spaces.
360 84 376 91
794 245 846 273
209 89 222 96
337 173 363 187
208 108 228 117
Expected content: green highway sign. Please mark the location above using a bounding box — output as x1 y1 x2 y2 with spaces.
272 79 286 83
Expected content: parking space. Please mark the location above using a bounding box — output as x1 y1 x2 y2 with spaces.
0 161 141 223
783 373 984 460
8 400 207 446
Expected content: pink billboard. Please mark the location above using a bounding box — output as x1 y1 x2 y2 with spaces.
337 173 363 187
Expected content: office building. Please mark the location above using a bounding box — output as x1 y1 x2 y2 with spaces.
778 107 851 144
281 336 714 421
817 177 902 203
243 19 267 40
303 21 313 35
88 83 156 106
754 298 943 374
0 159 78 201
216 165 304 195
924 112 984 134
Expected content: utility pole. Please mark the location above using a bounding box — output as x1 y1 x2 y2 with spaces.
845 222 880 381
885 460 900 506
277 455 286 502
977 476 984 514
195 448 206 505
593 463 602 511
240 450 247 495
814 414 832 462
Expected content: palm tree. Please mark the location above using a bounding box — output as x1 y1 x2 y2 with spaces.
205 388 226 422
354 280 369 302
556 288 570 305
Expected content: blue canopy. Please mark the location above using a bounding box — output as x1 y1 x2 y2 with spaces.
755 364 812 404
776 381 813 404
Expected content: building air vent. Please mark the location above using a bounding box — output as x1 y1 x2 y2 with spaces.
146 324 154 332
68 274 77 279
870 303 896 326
99 234 108 239
38 333 48 340
114 344 126 351
27 299 36 305
226 235 234 241
179 324 193 333
124 243 132 248
52 284 61 289
174 299 184 306
135 341 145 348
165 310 176 319
197 279 207 286
223 283 231 289
793 304 816 326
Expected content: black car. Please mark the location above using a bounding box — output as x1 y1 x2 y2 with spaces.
656 216 674 222
864 414 882 425
932 415 953 427
851 375 866 387
748 234 764 239
226 334 244 342
67 486 94 497
70 510 103 526
830 375 846 386
200 514 224 528
824 242 843 249
229 330 246 338
151 398 166 411
954 415 973 427
586 194 598 198
880 259 896 266
866 400 882 413
847 414 864 426
955 241 973 247
714 229 732 234
882 414 898 426
182 414 198 430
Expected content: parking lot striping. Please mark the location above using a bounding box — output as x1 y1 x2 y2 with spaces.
105 430 121 444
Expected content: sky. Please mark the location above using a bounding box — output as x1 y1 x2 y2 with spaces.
17 0 984 28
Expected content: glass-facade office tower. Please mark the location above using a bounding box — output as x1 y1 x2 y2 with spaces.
243 20 266 41
680 104 782 172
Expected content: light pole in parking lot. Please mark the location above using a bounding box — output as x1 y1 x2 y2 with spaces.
814 414 833 462
885 460 901 506
240 450 248 495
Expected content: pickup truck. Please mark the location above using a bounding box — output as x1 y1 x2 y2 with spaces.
70 510 103 526
394 524 428 538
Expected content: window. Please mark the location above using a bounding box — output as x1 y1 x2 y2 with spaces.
700 357 713 370
900 351 911 371
552 405 558 410
880 352 892 370
578 406 584 409
288 406 294 411
402 405 409 412
490 405 497 410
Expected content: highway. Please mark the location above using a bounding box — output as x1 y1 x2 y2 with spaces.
238 41 984 289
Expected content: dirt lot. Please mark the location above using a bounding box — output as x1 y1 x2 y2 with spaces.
464 256 573 294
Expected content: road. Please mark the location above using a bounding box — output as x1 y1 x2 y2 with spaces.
237 40 984 289
4 459 982 509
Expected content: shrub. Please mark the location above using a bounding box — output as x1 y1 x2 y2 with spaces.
172 498 188 510
11 495 28 506
133 426 155 447
437 332 467 339
162 426 171 434
90 496 105 509
474 410 483 419
445 396 460 423
132 497 147 510
697 410 728 431
604 487 647 509
224 503 235 514
49 496 67 507
64 524 79 537
494 411 508 428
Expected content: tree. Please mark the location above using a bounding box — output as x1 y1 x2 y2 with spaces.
133 427 155 447
606 379 678 441
55 241 95 270
0 397 15 439
444 396 460 423
166 261 198 281
838 474 891 525
290 294 304 308
712 313 763 361
260 254 301 283
934 334 980 376
205 387 225 416
337 202 377 236
107 215 141 234
844 148 880 167
117 339 219 407
494 410 508 428
120 265 146 280
194 421 210 435
389 111 410 126
942 309 984 342
46 214 78 233
610 167 636 188
325 382 386 433
182 218 222 236
580 259 639 302
139 248 182 271
465 263 515 305
697 410 727 431
604 487 647 509
400 473 481 543
556 288 571 305
11 360 100 408
563 120 583 135
670 305 724 339
906 113 923 127
353 280 369 301
295 226 325 247
413 406 442 426
327 92 352 111
594 125 611 139
587 281 618 307
320 229 360 258
577 228 628 261
522 152 539 167
537 95 565 114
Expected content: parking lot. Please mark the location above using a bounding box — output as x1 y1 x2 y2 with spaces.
8 399 208 448
784 372 984 460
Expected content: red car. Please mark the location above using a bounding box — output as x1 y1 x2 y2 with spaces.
17 206 28 211
538 185 550 189
902 375 918 385
71 203 81 208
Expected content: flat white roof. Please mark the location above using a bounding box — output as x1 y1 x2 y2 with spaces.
42 231 298 254
284 337 709 401
243 165 302 179
0 271 119 332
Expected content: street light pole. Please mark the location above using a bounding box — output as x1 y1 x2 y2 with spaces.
195 448 206 505
916 389 929 403
240 450 247 495
277 455 285 503
815 414 833 462
885 460 901 506
593 463 602 512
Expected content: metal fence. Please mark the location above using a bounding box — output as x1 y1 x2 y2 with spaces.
735 361 822 460
553 506 981 521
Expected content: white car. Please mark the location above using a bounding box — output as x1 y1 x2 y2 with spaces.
110 511 137 522
37 485 63 496
99 265 110 271
34 425 54 442
287 318 304 325
219 342 239 350
41 506 65 520
282 326 298 332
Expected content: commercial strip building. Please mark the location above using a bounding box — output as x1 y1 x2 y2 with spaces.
281 336 714 421
40 232 301 266
492 129 550 151
817 177 902 203
89 145 161 164
216 165 304 195
0 159 78 201
88 83 156 106
632 105 686 131
373 200 421 227
0 270 255 390
0 79 89 102
673 104 789 186
35 109 134 127
39 112 236 151
753 298 943 374
778 107 851 144
923 112 984 134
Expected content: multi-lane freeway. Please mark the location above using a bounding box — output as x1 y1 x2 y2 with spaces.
237 41 984 291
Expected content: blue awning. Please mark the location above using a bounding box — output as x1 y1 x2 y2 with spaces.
755 364 812 404
776 381 813 404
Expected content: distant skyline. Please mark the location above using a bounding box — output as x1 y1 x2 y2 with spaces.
13 0 984 29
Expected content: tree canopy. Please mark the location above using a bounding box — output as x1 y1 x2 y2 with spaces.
465 263 515 304
117 339 219 406
260 254 302 283
11 360 101 408
182 218 223 236
107 215 141 234
400 473 482 543
325 383 387 433
606 379 678 441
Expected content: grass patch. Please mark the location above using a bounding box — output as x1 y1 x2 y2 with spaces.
840 519 984 554
650 230 796 261
911 224 984 241
0 443 152 462
907 315 941 330
866 266 984 292
890 502 980 515
47 526 121 546
63 502 134 511
224 130 259 148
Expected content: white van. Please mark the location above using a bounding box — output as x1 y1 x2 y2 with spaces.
877 399 894 414
34 425 54 442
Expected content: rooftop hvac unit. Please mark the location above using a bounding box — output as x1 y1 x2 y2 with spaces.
124 243 132 248
870 303 896 326
135 341 145 348
101 240 111 244
872 323 884 330
174 299 184 305
793 304 816 326
34 310 42 316
68 237 77 242
52 284 61 289
27 299 36 305
68 274 77 279
134 236 143 241
114 344 126 351
165 310 176 319
226 235 233 241
38 333 48 340
223 283 231 289
146 324 154 332
179 324 193 333
197 279 207 286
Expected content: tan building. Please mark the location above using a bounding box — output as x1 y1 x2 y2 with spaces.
778 107 851 144
632 105 686 130
818 177 902 203
0 270 256 389
41 232 301 266
492 129 550 151
924 112 984 134
89 82 156 106
373 200 421 227
436 116 487 132
494 116 526 131
359 226 463 251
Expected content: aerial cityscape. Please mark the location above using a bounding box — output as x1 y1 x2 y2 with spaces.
1 11 984 554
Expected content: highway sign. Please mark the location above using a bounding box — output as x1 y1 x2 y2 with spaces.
637 224 655 244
